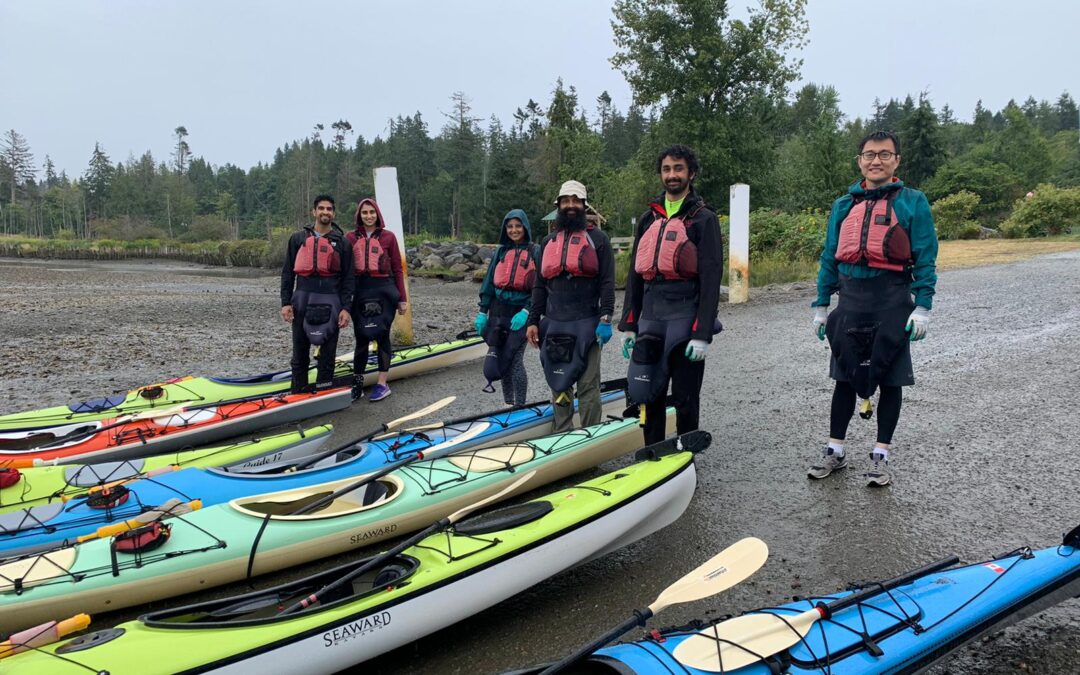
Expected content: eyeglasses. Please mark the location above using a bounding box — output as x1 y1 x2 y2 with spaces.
857 151 896 161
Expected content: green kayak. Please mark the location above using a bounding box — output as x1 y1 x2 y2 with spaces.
0 440 701 674
0 412 673 631
0 334 485 433
0 425 334 514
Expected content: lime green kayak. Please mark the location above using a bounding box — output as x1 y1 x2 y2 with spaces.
0 412 673 630
0 425 334 515
0 335 484 433
1 438 701 673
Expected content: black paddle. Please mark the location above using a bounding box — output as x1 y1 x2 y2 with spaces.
278 470 536 615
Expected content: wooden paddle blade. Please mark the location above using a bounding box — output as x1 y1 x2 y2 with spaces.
649 537 769 614
672 607 819 672
447 470 535 523
382 396 456 431
370 422 445 441
128 402 190 422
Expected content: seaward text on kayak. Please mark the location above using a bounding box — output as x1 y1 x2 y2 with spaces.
322 611 393 647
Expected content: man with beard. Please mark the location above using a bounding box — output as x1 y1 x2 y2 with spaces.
526 180 616 433
619 145 723 444
280 194 353 394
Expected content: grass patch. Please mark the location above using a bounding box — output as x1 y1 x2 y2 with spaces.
938 236 1080 271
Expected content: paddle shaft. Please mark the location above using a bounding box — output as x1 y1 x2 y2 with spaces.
817 555 960 619
540 609 654 675
280 517 450 615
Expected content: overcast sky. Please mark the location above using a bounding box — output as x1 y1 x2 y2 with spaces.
2 0 1077 176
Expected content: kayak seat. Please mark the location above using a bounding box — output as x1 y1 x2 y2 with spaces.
68 395 127 414
65 459 146 487
362 480 389 506
0 502 65 535
372 562 411 588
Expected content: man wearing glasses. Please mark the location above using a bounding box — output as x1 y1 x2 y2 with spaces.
807 131 939 487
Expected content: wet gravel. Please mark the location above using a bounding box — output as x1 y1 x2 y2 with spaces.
1 253 1078 674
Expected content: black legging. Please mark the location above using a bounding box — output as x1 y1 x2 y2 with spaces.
354 332 392 376
830 381 902 445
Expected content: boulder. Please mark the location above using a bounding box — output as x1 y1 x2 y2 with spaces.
423 254 445 269
449 263 471 273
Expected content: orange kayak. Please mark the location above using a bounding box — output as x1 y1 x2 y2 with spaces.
0 388 351 466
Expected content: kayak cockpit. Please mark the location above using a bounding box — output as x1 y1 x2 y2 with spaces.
140 554 420 628
229 476 402 520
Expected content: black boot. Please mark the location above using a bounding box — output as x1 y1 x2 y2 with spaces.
351 375 364 401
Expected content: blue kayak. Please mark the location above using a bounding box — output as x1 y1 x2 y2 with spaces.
0 386 629 557
526 528 1080 674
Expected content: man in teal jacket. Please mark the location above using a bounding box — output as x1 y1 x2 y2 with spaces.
808 130 939 487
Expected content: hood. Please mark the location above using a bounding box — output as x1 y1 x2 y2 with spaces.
353 198 387 232
499 209 533 246
849 177 904 200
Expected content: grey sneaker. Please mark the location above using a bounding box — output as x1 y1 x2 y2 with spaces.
865 451 891 487
808 448 848 479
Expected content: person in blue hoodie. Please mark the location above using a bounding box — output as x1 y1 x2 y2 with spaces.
474 209 538 407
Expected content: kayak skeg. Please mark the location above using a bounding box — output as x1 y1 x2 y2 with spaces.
1 441 705 674
482 302 529 393
0 386 630 557
0 410 675 631
291 290 341 347
0 333 486 434
0 425 334 514
539 316 600 401
516 527 1080 674
0 388 352 466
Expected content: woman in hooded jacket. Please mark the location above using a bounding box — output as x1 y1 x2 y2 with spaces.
346 198 408 402
474 209 538 407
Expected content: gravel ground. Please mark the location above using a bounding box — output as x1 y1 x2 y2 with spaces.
1 254 1079 674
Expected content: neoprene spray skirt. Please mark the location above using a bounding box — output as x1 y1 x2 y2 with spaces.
827 272 914 389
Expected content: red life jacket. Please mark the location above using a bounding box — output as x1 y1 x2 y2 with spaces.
634 211 699 281
540 229 599 279
493 247 536 291
352 231 391 277
293 232 342 277
835 192 912 272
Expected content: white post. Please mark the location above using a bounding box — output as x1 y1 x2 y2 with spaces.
728 183 750 304
373 166 414 345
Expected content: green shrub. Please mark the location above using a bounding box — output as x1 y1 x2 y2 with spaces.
932 191 983 240
182 215 235 242
263 226 297 269
90 217 167 241
747 209 827 261
1000 184 1080 237
923 160 1026 221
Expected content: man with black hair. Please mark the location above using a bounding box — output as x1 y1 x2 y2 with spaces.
527 180 616 433
280 194 353 394
808 130 939 487
618 144 723 444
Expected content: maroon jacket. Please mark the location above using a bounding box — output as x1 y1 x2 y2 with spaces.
345 197 408 302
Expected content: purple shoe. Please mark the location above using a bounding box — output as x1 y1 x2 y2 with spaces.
369 383 392 402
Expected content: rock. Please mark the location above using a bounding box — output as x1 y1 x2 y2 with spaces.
461 243 479 256
478 247 494 262
449 263 471 273
444 253 466 266
472 268 487 282
423 254 445 269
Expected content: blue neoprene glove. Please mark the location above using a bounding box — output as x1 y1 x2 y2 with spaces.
596 321 613 347
510 309 529 331
474 312 488 335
